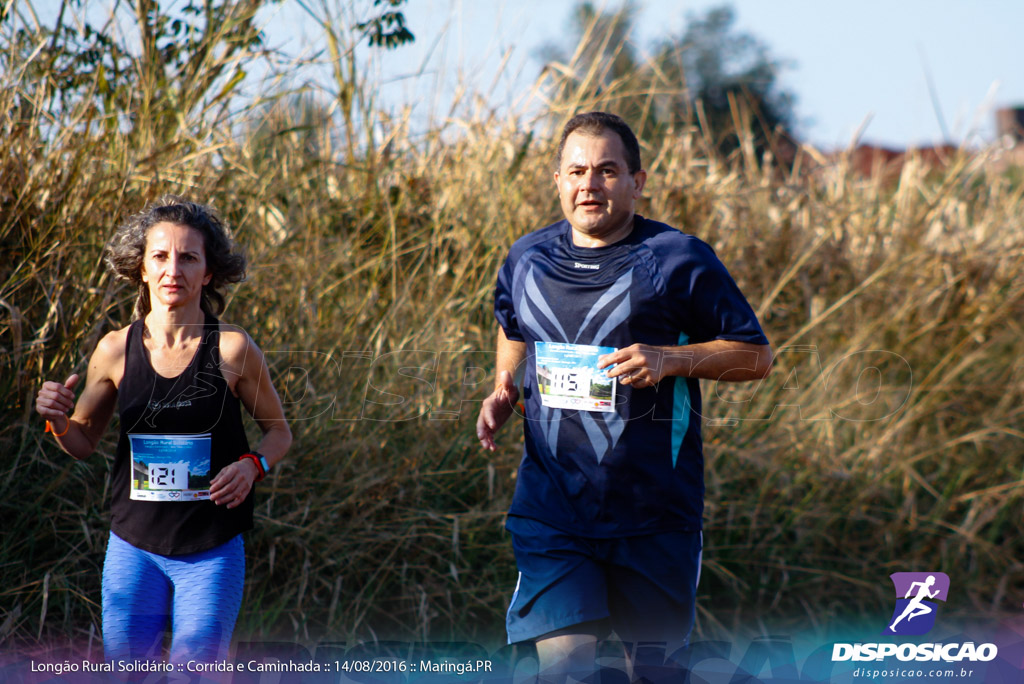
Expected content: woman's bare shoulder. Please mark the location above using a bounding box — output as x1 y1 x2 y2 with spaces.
82 325 133 387
93 326 131 363
217 323 267 376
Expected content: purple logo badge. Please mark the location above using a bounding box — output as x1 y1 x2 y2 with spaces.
884 572 950 635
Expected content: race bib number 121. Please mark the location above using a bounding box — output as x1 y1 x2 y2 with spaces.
128 433 212 501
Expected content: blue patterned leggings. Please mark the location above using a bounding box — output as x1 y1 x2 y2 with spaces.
101 531 244 663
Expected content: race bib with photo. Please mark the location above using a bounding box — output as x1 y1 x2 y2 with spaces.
535 342 617 412
128 433 212 501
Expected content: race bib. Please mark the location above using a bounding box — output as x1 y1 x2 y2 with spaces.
535 342 617 412
129 433 212 501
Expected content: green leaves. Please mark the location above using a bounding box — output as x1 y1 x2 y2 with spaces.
356 0 414 49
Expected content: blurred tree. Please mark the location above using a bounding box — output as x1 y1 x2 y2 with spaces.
652 5 796 160
537 2 649 129
541 2 797 163
538 2 638 92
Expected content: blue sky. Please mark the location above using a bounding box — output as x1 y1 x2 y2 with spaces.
262 0 1024 149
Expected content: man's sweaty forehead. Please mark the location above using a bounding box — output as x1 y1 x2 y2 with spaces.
562 130 629 166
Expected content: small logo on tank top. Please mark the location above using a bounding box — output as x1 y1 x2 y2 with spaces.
574 262 600 270
148 399 193 411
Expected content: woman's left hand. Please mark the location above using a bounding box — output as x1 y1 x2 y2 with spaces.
210 459 258 509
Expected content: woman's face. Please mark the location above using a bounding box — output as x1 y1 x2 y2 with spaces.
140 222 211 311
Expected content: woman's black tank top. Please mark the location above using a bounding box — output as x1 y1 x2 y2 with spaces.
111 313 253 555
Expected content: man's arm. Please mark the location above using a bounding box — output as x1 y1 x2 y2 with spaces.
476 327 527 451
598 340 772 387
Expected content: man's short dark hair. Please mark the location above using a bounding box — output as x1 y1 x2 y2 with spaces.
556 111 642 174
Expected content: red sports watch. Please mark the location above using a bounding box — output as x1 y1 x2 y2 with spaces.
239 452 270 481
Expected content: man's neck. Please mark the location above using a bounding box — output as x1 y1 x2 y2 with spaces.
569 215 635 248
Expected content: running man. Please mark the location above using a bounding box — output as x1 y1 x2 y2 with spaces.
476 112 772 682
889 575 940 632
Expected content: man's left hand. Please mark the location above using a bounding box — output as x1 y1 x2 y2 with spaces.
598 344 667 387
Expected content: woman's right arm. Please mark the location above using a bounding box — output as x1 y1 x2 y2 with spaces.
35 330 125 460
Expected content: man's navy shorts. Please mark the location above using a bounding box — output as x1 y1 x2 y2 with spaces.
505 515 702 645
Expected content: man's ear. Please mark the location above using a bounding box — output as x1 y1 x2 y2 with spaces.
632 169 647 197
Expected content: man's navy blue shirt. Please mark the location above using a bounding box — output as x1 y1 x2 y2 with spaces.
495 215 768 537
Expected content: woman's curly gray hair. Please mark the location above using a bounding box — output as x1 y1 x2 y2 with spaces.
105 196 246 319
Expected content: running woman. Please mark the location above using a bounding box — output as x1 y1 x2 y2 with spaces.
35 197 292 664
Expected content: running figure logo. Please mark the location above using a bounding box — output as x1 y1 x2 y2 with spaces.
884 572 950 636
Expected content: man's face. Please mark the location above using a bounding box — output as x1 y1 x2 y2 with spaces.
555 129 646 246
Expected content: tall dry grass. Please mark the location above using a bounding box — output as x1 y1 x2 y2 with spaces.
2 0 1023 657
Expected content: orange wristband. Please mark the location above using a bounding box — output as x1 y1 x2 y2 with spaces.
45 417 70 437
